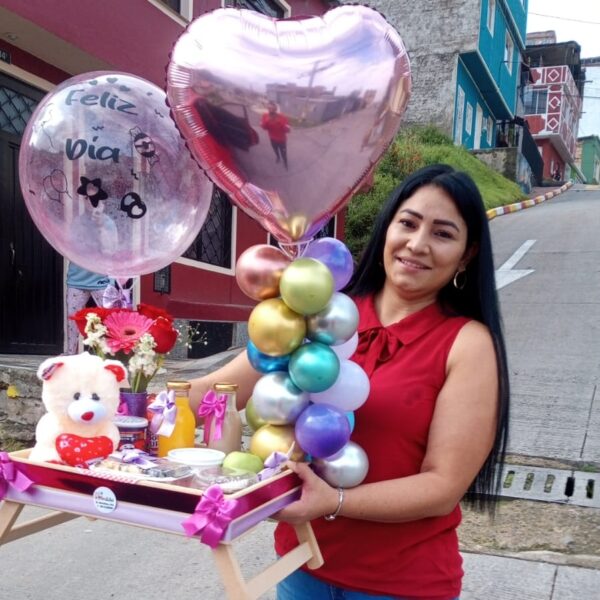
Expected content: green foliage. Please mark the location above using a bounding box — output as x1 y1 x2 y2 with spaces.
345 125 526 260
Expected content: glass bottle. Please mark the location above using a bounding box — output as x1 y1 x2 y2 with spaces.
157 381 196 458
206 382 242 455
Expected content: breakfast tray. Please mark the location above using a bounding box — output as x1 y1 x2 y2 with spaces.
0 449 323 599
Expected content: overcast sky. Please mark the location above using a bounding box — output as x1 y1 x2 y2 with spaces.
527 0 600 58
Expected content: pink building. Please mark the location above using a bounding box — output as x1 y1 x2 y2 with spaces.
524 37 585 182
0 0 335 356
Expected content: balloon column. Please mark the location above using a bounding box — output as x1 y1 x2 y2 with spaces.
240 238 370 488
19 72 213 277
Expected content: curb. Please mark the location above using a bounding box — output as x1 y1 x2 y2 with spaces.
486 181 573 221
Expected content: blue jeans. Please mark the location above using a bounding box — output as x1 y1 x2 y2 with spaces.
276 568 460 600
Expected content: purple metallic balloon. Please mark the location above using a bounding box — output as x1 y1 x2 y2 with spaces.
166 6 411 244
294 403 351 459
304 238 354 291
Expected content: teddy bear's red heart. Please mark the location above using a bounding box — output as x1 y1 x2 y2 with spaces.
55 434 114 467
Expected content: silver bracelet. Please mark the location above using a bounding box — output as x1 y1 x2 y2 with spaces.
324 487 344 521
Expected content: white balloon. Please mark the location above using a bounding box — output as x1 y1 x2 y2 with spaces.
331 331 359 360
310 359 369 411
252 371 310 425
312 441 369 488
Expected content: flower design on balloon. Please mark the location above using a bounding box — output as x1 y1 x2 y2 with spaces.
76 176 108 208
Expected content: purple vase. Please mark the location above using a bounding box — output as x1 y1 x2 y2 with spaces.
119 390 148 418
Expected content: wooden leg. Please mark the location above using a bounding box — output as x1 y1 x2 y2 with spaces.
211 521 323 600
0 501 24 543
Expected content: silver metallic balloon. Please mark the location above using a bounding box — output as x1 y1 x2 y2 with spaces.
306 293 359 346
252 371 310 425
312 441 369 488
166 6 411 243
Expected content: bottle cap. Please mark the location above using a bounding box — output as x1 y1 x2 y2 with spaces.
167 380 192 391
214 382 238 392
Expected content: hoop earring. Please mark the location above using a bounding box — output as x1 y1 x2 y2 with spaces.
453 269 467 290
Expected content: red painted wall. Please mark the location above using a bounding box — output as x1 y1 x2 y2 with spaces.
0 41 70 85
537 139 564 180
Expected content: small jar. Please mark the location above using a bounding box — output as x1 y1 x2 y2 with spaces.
113 416 148 451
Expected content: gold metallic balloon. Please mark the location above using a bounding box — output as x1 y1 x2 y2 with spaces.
244 396 267 432
280 258 334 315
249 424 305 462
235 244 291 301
248 298 306 356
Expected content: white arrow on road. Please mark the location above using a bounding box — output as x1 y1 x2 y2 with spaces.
495 239 536 290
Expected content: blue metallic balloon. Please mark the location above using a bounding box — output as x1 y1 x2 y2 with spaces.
247 340 291 374
289 342 340 393
346 411 355 432
295 403 351 458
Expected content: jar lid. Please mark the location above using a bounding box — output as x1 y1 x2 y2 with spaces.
167 380 191 390
167 448 225 467
196 466 259 493
113 416 148 429
214 382 238 392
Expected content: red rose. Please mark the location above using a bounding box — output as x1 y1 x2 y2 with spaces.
137 303 173 323
69 307 116 336
148 316 178 353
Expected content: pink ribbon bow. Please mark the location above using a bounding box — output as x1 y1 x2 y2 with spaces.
147 390 177 437
181 485 239 548
0 452 34 499
198 390 226 445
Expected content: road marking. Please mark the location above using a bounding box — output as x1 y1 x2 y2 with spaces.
495 239 536 290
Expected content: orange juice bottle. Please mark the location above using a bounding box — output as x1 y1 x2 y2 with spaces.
157 381 196 458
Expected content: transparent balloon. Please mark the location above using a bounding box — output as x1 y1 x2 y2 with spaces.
19 71 212 277
166 6 411 244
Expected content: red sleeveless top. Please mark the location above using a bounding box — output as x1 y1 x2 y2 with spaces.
275 295 471 600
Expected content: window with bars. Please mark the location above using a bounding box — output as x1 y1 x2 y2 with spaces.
225 0 285 18
0 85 37 135
183 186 233 268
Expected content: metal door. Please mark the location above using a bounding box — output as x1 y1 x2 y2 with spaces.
0 73 63 354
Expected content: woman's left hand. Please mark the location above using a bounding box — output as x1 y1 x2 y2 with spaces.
273 461 340 525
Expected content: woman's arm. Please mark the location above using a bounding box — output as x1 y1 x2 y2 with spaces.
276 320 499 524
188 350 262 418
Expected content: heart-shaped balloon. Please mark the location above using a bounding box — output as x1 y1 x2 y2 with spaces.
55 433 114 467
167 6 411 245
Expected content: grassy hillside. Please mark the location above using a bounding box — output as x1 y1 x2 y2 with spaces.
345 126 526 259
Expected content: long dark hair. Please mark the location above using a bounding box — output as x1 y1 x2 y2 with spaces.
346 163 509 514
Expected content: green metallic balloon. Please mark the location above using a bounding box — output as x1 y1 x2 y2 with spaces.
245 396 268 432
289 342 340 393
280 258 334 315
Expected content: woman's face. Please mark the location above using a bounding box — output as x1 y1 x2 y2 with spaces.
382 184 471 303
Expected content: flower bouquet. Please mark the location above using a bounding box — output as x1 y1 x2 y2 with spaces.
70 303 178 393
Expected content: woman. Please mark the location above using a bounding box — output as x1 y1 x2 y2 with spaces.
190 164 509 600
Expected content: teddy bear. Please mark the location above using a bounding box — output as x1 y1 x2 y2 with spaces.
29 352 129 466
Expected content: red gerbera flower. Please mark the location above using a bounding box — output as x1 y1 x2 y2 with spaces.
104 311 153 354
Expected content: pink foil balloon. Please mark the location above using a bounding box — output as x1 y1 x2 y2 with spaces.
166 6 411 244
19 72 212 277
236 244 291 300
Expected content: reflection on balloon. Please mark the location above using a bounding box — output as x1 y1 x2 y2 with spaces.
252 371 310 425
331 331 359 360
304 237 354 291
167 7 411 243
294 404 350 458
248 298 306 356
346 411 355 433
280 258 334 316
235 244 291 300
312 441 369 488
310 360 370 412
247 340 291 374
250 424 305 462
19 71 212 277
306 292 359 346
244 397 267 432
289 342 340 393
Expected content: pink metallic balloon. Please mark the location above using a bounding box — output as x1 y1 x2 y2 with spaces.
19 72 212 277
166 6 411 244
235 244 291 301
